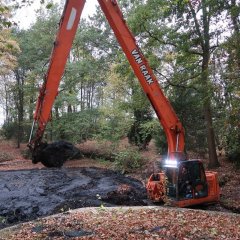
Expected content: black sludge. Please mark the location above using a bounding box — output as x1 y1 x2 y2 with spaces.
0 167 149 230
32 141 82 168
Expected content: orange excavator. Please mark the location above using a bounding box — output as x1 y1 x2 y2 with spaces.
28 0 220 207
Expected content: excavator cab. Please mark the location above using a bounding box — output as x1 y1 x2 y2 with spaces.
147 159 220 207
165 160 208 200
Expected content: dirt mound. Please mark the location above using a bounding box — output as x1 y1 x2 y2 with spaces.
103 184 146 205
0 167 149 229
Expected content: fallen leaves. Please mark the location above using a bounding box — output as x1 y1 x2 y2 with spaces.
216 157 240 213
1 206 239 240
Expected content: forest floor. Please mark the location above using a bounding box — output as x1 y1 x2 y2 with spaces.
0 139 239 239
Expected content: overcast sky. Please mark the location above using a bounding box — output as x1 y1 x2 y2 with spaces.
14 0 98 29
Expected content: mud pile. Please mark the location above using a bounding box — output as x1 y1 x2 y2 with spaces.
0 167 149 229
32 141 82 167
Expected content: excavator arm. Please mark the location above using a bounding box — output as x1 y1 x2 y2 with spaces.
29 0 86 151
29 0 185 160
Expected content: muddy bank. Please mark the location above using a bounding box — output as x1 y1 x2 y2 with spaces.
0 167 149 229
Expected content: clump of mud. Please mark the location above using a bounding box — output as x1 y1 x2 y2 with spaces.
103 184 147 206
32 141 82 167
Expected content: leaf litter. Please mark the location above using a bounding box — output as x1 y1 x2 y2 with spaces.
1 207 239 240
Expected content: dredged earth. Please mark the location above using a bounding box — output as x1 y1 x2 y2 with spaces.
0 167 149 229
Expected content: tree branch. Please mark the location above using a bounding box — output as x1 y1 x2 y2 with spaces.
154 69 198 91
186 49 203 56
188 0 204 49
143 28 177 48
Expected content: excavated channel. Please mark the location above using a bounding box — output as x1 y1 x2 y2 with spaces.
0 167 149 229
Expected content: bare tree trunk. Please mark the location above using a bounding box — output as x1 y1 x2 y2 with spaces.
201 76 220 168
67 104 72 113
3 78 9 124
203 100 220 168
54 106 59 119
15 70 24 148
201 0 220 168
229 0 240 71
87 89 90 109
29 97 34 121
80 82 83 111
189 0 220 167
90 82 95 109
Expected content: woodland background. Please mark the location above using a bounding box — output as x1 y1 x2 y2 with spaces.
0 0 239 169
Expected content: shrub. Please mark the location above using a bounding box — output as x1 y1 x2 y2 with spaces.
0 152 14 162
1 121 32 142
226 128 240 168
21 148 32 159
153 125 168 155
114 148 146 173
50 109 100 143
1 122 18 140
227 147 240 168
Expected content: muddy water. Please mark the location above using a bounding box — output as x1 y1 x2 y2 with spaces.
0 167 148 229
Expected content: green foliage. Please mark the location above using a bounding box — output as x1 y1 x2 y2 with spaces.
15 5 60 72
0 25 20 75
153 125 168 155
50 110 99 143
114 148 146 173
227 144 240 168
127 111 154 150
97 115 132 143
46 3 53 9
0 2 11 29
1 122 17 140
1 121 31 142
139 120 158 143
226 125 240 168
108 61 155 149
170 88 208 153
